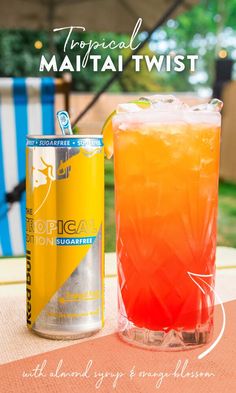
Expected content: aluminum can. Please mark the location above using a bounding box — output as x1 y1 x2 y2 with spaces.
26 135 104 339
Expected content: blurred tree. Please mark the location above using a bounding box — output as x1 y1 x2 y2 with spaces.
0 30 48 76
118 47 163 92
154 0 236 92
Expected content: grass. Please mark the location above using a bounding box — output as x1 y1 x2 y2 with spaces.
218 181 236 248
105 159 236 252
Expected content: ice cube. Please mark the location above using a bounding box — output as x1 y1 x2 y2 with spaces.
191 99 223 112
191 103 210 111
116 103 143 113
147 95 188 111
140 94 177 106
208 99 223 112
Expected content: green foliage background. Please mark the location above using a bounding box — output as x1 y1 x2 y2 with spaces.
0 1 235 93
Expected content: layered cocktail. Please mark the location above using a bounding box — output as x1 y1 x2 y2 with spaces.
112 96 222 349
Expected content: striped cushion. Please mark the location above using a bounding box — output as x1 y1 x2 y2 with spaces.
0 77 55 256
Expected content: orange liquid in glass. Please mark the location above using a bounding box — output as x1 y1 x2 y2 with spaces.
114 123 220 331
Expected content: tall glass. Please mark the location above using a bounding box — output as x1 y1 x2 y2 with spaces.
113 99 221 349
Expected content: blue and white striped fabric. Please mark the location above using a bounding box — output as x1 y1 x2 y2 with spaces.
0 77 55 256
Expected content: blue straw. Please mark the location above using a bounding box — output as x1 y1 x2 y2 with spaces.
57 111 73 135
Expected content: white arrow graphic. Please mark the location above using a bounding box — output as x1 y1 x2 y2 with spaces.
187 271 226 360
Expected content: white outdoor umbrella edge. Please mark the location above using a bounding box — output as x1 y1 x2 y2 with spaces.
0 0 199 32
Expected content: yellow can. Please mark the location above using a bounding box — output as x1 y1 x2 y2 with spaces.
26 135 104 339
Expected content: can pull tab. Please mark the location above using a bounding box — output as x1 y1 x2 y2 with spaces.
57 111 73 135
